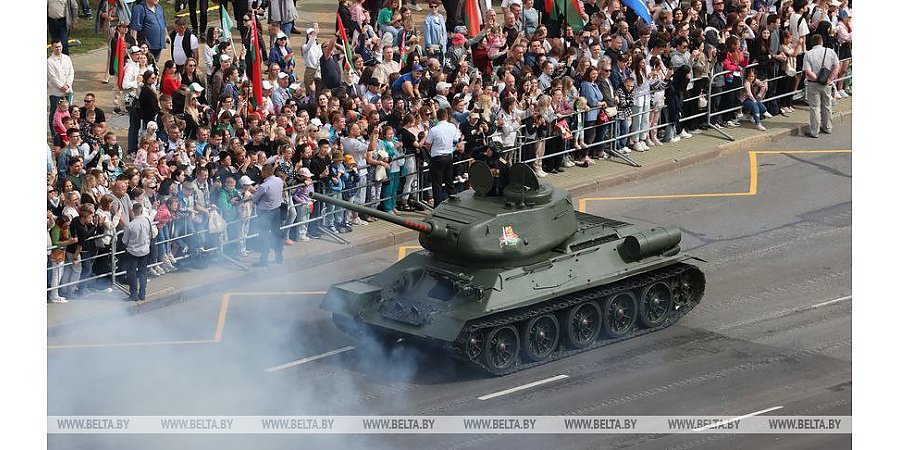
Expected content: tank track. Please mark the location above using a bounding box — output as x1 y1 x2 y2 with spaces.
450 262 705 376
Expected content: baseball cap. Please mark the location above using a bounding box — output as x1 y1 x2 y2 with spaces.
298 167 313 178
412 64 425 72
189 82 204 93
310 118 323 127
830 0 841 6
130 46 142 53
262 80 273 90
276 31 288 39
277 72 289 79
220 54 231 62
343 154 356 166
838 9 850 19
239 175 255 186
306 27 316 35
436 82 451 91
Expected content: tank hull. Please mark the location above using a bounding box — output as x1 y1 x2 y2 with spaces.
321 212 706 375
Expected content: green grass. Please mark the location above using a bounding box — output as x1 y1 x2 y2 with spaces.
49 2 179 56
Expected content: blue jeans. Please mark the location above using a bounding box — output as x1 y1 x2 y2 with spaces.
321 192 341 229
742 99 767 125
617 118 630 148
48 17 70 54
293 203 310 239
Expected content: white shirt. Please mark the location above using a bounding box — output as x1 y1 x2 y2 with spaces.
425 121 460 157
173 33 199 65
47 53 74 97
122 215 152 257
302 39 323 71
341 137 369 174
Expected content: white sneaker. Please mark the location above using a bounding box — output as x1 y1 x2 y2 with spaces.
755 124 767 131
726 120 740 128
688 129 703 135
734 113 746 121
646 139 656 147
535 169 547 178
298 236 311 242
619 146 632 154
763 112 773 119
670 135 681 143
633 143 647 152
839 90 849 98
651 138 663 146
679 130 693 139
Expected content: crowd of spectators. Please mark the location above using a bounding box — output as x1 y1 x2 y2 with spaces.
46 0 852 302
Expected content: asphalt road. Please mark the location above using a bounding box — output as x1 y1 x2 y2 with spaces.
48 124 852 450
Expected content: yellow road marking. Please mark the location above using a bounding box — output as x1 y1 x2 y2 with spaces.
175 5 221 18
577 150 851 211
48 291 325 350
398 245 423 260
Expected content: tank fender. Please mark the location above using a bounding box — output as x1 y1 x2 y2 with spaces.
619 227 682 261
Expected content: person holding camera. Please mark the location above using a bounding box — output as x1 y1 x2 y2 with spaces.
802 33 839 138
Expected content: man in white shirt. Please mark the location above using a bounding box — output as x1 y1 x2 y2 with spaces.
47 39 75 132
170 17 199 72
373 46 401 86
802 34 839 138
424 108 462 206
121 203 152 301
301 24 323 95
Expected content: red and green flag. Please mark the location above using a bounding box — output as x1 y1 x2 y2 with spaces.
246 16 264 112
552 0 586 34
336 13 355 73
463 0 486 37
112 33 126 89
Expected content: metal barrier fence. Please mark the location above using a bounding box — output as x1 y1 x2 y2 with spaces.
46 57 851 298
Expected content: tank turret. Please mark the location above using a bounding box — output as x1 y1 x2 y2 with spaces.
312 162 579 267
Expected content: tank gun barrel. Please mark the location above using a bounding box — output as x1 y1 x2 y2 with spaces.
311 192 441 236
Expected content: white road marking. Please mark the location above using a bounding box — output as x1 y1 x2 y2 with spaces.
477 374 570 401
265 346 355 372
714 294 852 333
692 405 783 431
809 295 852 309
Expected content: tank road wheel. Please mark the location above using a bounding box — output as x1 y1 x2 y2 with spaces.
604 292 638 338
672 268 706 309
638 282 673 328
483 325 520 373
520 314 560 362
464 329 486 361
563 302 602 349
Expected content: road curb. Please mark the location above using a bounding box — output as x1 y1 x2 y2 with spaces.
47 110 851 337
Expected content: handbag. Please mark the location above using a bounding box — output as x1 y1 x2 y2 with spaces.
604 106 618 118
815 50 831 85
147 217 158 239
697 94 708 109
208 209 226 234
597 108 611 124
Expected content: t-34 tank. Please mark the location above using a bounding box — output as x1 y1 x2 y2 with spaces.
313 162 705 375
